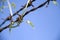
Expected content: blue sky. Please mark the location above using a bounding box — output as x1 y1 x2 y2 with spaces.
0 0 60 40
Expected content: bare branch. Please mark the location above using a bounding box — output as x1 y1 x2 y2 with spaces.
0 0 56 32
0 0 35 27
23 0 49 17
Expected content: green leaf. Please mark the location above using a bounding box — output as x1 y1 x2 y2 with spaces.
9 25 12 32
9 21 14 32
2 0 6 2
11 21 14 25
1 6 4 9
11 2 16 8
0 6 4 10
26 20 34 28
0 8 4 13
53 1 57 5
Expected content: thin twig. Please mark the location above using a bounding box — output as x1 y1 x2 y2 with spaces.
7 0 13 16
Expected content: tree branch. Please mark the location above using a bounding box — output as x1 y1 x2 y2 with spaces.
0 0 35 27
23 0 49 17
0 0 51 32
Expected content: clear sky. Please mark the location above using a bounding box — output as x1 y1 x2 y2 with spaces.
0 0 60 40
